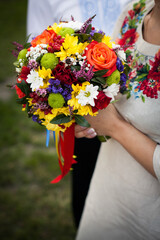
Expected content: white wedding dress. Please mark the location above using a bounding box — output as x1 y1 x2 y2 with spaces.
76 0 160 239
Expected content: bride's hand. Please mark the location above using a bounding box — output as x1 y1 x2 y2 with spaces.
75 104 124 139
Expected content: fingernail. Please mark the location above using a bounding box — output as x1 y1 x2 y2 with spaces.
87 128 96 135
90 132 97 137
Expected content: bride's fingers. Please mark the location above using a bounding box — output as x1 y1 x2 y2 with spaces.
75 126 97 138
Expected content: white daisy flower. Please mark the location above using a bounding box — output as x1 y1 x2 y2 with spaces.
59 21 83 31
103 84 120 101
76 84 99 106
26 69 44 91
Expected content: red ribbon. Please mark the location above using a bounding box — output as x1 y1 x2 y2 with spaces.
50 123 76 183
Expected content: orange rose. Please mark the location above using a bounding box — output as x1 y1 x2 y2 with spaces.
31 29 57 47
85 41 117 77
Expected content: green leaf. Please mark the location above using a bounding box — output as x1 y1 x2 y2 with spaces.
125 50 132 59
16 80 30 96
50 114 71 124
144 63 150 72
141 95 145 103
74 33 90 43
71 65 81 72
85 24 92 34
16 97 27 104
96 77 106 85
13 60 19 67
93 69 108 77
26 102 31 114
93 33 103 42
126 92 131 99
136 73 148 82
129 19 137 29
74 115 90 127
77 77 86 82
91 76 106 86
23 42 30 49
97 135 111 142
123 64 131 76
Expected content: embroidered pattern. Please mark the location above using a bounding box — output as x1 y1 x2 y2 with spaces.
117 0 160 101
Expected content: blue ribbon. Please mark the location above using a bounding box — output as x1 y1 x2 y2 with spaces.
46 129 50 147
46 129 55 147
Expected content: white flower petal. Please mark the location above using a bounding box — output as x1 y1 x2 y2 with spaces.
103 84 119 101
26 70 44 91
118 50 126 61
76 84 99 106
59 21 83 31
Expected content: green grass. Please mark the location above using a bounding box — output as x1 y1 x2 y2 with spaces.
0 96 76 240
0 0 28 83
0 1 76 238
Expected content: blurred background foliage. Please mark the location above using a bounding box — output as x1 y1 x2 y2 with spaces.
0 0 76 239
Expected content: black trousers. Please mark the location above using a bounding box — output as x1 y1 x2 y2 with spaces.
72 137 101 228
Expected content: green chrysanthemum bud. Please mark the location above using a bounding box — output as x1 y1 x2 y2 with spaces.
106 69 120 86
41 53 59 70
58 27 75 37
17 49 28 61
48 93 65 108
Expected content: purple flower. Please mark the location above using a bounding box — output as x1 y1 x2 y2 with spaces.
120 73 127 93
28 59 39 70
73 61 94 82
120 73 127 85
32 115 42 124
116 58 124 72
36 88 47 97
61 84 73 101
47 78 72 101
47 79 63 93
90 29 105 37
80 15 96 33
12 41 24 57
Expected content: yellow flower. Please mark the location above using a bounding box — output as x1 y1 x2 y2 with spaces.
38 67 52 89
102 35 114 48
40 106 73 132
55 34 89 60
67 81 98 116
38 67 52 79
35 109 46 119
43 119 75 132
68 82 90 110
77 105 98 116
27 98 34 107
48 23 62 34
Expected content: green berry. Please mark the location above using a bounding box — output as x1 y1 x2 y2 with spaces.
106 69 120 86
41 53 59 70
58 27 74 37
48 93 65 108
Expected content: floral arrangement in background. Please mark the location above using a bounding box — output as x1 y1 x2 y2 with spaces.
12 16 128 182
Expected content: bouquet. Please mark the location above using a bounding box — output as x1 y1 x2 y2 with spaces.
12 16 128 183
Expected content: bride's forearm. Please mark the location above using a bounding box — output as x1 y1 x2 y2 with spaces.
111 119 157 178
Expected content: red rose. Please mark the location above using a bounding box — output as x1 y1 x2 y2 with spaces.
52 62 78 85
92 91 111 113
